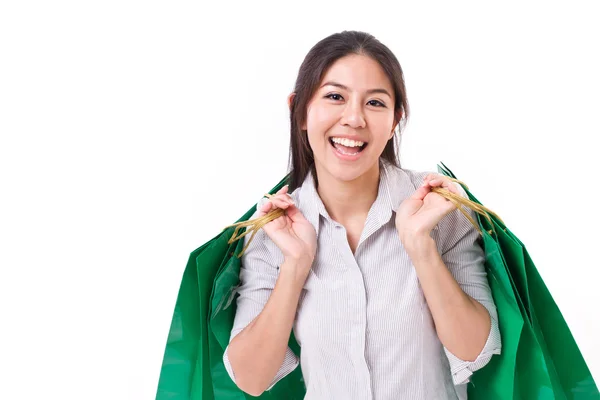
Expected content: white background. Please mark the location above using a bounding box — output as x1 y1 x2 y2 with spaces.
1 1 599 399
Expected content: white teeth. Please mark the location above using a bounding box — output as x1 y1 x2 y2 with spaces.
331 137 365 147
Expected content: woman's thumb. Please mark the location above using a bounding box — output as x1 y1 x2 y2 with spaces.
411 186 430 201
286 204 304 222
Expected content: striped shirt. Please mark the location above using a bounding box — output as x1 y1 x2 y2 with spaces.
223 160 502 399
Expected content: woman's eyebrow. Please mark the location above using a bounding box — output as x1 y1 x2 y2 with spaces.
320 81 392 98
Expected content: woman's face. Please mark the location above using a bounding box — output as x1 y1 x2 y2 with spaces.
300 54 397 184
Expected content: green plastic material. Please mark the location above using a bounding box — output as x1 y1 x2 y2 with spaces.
155 164 599 399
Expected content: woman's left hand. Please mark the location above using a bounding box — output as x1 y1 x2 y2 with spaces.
395 173 462 246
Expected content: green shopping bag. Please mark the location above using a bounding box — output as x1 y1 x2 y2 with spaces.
207 223 306 400
156 163 599 399
155 175 306 400
438 162 599 399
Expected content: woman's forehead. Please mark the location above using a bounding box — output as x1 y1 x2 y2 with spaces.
320 55 393 95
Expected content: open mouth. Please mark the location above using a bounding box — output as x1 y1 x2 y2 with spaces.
329 137 368 155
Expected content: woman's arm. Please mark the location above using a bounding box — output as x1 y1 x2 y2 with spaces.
395 172 501 384
403 235 491 361
225 189 316 395
227 257 309 396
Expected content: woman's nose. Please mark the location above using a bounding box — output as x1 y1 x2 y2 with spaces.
341 100 366 129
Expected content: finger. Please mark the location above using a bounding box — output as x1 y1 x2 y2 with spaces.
427 177 442 186
427 177 451 189
421 174 436 187
258 198 291 218
275 193 295 205
276 185 290 195
285 204 306 222
446 181 461 195
428 178 460 197
411 185 430 201
423 173 439 182
271 193 295 206
270 197 292 209
256 200 273 217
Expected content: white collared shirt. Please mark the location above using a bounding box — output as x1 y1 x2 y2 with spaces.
223 161 501 399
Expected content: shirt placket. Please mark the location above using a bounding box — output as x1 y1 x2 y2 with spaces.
331 220 374 400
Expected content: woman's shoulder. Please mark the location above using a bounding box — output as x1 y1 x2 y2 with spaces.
385 162 468 195
383 162 437 188
402 167 435 185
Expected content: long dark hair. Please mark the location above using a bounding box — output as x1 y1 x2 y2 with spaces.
287 30 410 191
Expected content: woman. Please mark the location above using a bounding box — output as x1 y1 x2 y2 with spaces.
223 30 501 400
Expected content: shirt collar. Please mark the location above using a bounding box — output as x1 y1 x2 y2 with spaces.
372 159 416 227
297 160 416 238
297 169 325 241
381 159 416 213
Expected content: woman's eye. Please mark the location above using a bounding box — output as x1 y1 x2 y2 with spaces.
325 93 343 101
368 100 386 107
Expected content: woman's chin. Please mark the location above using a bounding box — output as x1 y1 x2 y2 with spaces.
318 161 378 185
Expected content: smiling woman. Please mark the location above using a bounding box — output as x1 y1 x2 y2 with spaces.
285 37 408 193
219 31 502 400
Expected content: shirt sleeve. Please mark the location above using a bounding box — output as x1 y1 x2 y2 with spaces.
222 208 300 391
438 183 502 386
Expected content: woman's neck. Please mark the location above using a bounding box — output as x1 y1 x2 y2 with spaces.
314 162 380 226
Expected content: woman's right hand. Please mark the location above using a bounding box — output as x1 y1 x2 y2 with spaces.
257 185 317 272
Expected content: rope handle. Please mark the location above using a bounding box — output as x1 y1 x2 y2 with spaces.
224 177 504 258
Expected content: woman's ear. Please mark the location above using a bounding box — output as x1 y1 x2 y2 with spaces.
389 121 398 139
390 110 403 138
288 92 307 130
287 92 296 111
